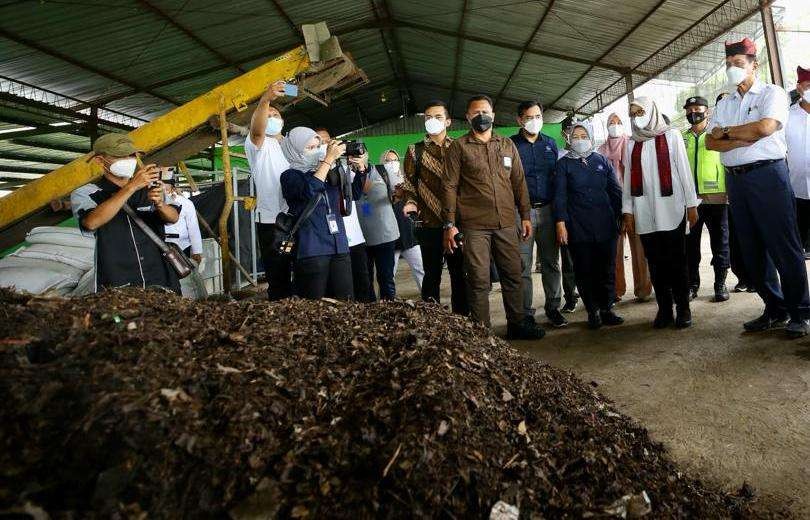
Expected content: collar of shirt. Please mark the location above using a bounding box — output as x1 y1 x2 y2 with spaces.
511 131 552 146
463 131 504 145
733 78 764 100
422 134 454 147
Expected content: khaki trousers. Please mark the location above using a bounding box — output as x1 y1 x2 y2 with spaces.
463 227 524 327
615 229 652 300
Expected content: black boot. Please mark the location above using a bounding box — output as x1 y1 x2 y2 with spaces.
675 304 692 328
587 312 602 330
713 268 729 302
600 309 624 326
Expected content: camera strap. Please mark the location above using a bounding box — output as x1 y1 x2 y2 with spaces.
121 204 194 278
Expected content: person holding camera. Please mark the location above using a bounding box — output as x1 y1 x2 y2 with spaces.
279 127 366 300
70 133 181 293
246 80 293 300
357 149 401 301
316 127 373 302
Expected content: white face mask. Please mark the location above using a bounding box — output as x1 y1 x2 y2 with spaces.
108 157 137 179
633 112 652 130
802 90 810 104
384 161 403 185
607 124 623 138
317 144 327 161
266 116 284 136
571 138 592 154
523 118 543 135
425 117 445 135
726 65 749 86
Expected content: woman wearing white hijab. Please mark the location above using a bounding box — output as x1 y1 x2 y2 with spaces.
555 122 624 329
379 149 425 292
622 97 699 329
279 127 365 300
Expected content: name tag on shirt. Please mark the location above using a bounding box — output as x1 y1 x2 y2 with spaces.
503 156 512 168
327 214 339 235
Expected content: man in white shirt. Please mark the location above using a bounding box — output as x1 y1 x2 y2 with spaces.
163 177 203 264
787 66 810 257
706 38 810 338
245 81 292 300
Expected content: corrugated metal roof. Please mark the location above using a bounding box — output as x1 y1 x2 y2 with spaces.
0 0 771 184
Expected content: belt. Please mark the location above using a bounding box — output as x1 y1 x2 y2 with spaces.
531 201 550 209
726 158 783 175
165 233 180 238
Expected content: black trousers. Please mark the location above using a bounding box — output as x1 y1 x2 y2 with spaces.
568 238 617 315
686 204 730 288
294 253 353 300
728 210 750 286
366 240 397 301
640 220 690 312
349 243 373 303
256 222 293 300
796 198 810 250
416 227 468 315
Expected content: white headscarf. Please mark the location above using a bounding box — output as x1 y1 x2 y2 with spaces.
630 96 671 142
280 127 318 171
566 121 596 160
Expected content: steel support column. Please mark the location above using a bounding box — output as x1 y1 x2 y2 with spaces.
625 74 635 103
760 0 784 88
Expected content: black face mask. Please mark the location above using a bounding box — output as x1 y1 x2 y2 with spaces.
686 112 706 125
470 114 493 133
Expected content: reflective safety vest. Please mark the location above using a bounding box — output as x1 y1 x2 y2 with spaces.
683 129 726 195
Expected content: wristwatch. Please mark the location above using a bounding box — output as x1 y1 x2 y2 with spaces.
443 221 455 230
721 126 731 139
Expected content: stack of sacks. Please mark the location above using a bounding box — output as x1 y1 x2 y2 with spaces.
0 227 95 295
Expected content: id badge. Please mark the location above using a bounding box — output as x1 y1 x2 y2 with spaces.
327 213 339 235
503 156 512 168
361 201 372 216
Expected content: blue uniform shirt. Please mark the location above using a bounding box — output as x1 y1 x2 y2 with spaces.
553 152 623 243
510 131 559 204
280 168 365 259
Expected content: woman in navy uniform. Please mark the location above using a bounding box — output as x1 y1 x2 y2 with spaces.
554 122 624 329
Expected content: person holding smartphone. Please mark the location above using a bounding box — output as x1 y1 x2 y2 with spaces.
70 133 181 293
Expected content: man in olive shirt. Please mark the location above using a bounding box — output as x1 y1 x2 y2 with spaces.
443 95 544 340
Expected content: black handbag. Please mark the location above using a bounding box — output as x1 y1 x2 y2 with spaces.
273 193 324 256
121 204 195 278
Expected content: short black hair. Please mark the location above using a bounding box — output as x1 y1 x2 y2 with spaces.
466 94 493 112
423 99 449 118
516 100 543 117
313 127 331 135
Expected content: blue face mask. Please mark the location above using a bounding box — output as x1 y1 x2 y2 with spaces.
266 117 284 136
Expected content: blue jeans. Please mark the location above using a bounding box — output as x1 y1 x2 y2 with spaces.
366 240 397 300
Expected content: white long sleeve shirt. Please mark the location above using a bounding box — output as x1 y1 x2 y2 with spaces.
164 194 203 255
786 103 810 200
706 79 789 167
622 128 699 235
245 135 290 224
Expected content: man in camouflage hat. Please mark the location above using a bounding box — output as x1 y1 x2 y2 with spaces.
70 133 181 293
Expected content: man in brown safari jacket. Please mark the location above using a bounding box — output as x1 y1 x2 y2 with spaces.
442 94 544 340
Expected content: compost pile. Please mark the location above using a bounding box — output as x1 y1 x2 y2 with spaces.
0 288 770 518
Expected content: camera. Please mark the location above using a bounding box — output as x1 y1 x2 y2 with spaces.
343 140 366 157
149 166 176 188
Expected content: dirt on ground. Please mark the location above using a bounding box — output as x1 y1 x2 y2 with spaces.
0 288 788 518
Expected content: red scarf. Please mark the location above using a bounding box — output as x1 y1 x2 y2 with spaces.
630 134 673 197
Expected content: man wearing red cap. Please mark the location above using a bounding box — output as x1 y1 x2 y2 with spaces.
787 66 810 258
707 37 810 338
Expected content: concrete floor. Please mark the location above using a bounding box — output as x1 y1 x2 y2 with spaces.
393 236 810 516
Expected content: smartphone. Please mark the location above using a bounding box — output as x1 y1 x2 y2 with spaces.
160 166 176 182
284 82 299 97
